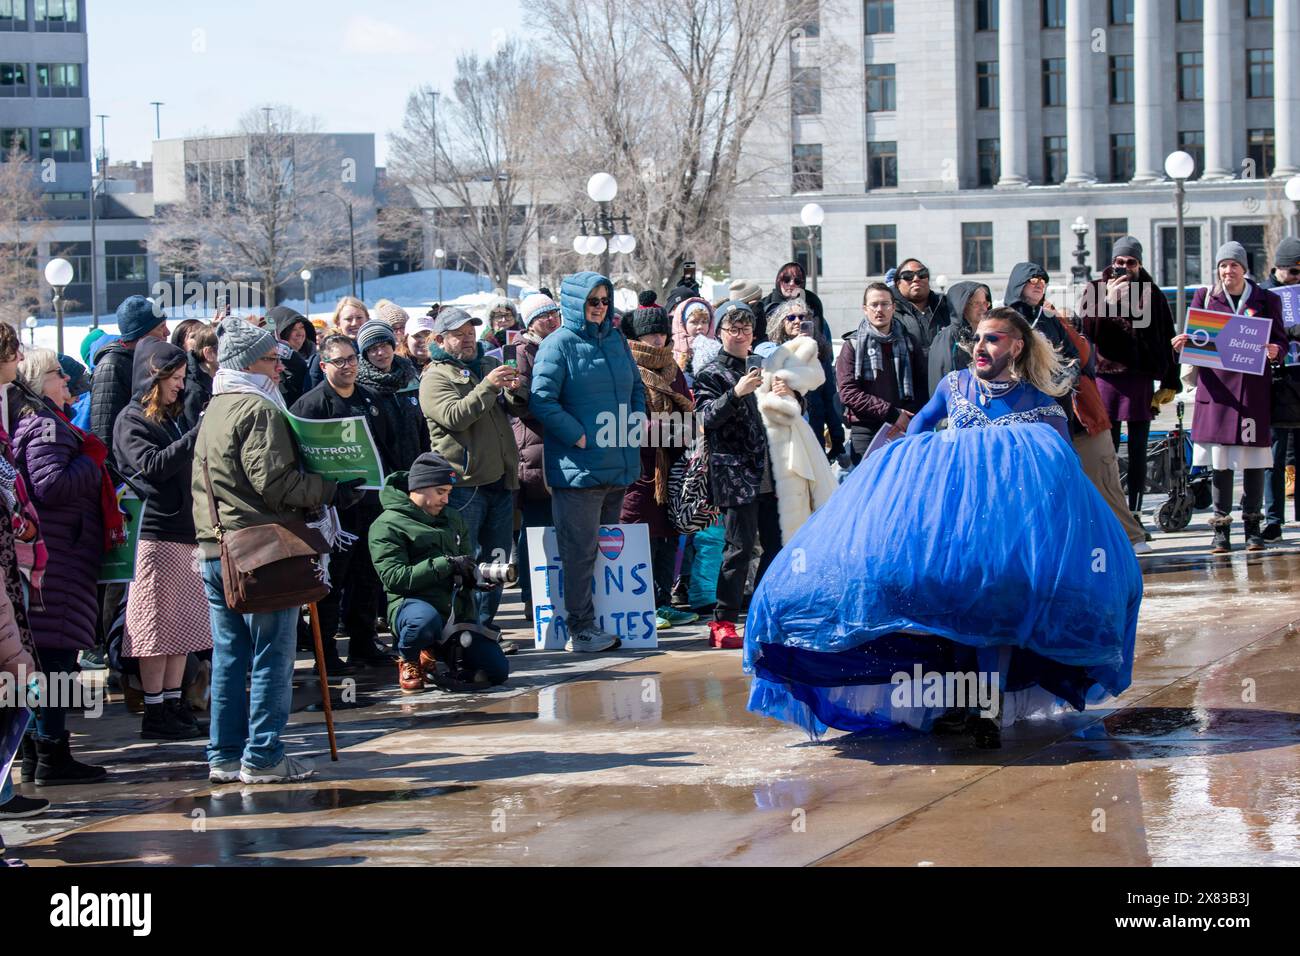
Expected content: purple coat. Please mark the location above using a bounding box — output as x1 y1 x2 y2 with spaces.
10 393 104 652
511 334 548 502
1188 283 1287 448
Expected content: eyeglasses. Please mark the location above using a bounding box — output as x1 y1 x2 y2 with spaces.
1113 257 1140 268
897 268 930 282
720 324 753 335
586 297 611 308
778 273 803 285
324 354 359 368
490 311 514 320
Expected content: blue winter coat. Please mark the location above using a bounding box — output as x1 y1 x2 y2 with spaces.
529 272 647 489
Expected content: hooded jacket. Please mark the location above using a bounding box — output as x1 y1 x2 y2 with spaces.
670 296 716 373
270 307 316 407
89 339 141 467
1075 265 1179 392
927 281 988 386
183 350 214 430
529 271 647 489
112 339 199 543
419 340 526 489
480 295 521 347
758 261 827 341
368 472 475 630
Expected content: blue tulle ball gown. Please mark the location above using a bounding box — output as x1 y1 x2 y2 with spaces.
744 370 1143 739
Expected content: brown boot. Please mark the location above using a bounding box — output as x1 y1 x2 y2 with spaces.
1209 515 1232 554
397 659 424 693
1287 465 1295 498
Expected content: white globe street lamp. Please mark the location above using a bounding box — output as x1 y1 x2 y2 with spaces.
799 203 825 293
799 202 825 227
44 257 74 354
588 235 607 255
300 269 312 309
433 248 446 302
24 315 36 346
587 172 618 203
1164 150 1195 181
1165 151 1195 331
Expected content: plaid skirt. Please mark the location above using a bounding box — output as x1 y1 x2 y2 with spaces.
124 540 213 658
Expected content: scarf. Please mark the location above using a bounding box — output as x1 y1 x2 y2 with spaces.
357 353 418 394
213 368 288 411
627 339 694 505
428 341 485 379
853 320 914 401
50 404 127 550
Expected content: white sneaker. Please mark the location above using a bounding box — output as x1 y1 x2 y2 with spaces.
208 760 241 784
238 755 316 784
1132 540 1153 555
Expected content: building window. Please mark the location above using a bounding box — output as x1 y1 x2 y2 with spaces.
976 0 999 30
962 221 994 274
1028 221 1061 272
1109 55 1134 104
864 0 893 33
33 0 79 31
0 1 27 31
976 61 999 109
1096 218 1129 267
49 242 91 286
35 63 81 97
1042 0 1065 28
1230 224 1268 282
1247 49 1273 98
1110 0 1135 24
1247 0 1273 16
1177 0 1202 21
866 224 896 276
866 64 896 112
1248 128 1275 177
1110 133 1136 182
0 62 25 96
1042 58 1066 107
1043 135 1067 185
105 240 148 283
792 225 823 278
792 67 821 115
44 190 84 200
977 137 1001 187
36 127 83 162
867 141 897 189
1160 225 1201 286
0 127 29 156
1177 52 1203 101
1177 130 1204 180
794 0 820 37
792 143 823 192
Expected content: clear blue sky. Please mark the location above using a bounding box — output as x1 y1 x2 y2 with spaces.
87 0 524 168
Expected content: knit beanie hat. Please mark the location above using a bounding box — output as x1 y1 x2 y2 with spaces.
520 292 561 328
629 290 670 340
1112 235 1143 262
728 278 763 303
116 295 163 342
1273 236 1300 269
79 328 107 366
665 284 698 316
1215 241 1249 270
356 319 397 357
408 451 460 491
58 354 90 397
216 316 277 371
373 299 410 332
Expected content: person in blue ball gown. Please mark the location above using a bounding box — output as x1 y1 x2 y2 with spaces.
744 307 1142 748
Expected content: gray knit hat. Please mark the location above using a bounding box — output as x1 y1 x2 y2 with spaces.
1111 235 1143 262
356 319 397 356
1273 236 1300 269
728 278 763 303
1215 241 1249 270
217 316 277 371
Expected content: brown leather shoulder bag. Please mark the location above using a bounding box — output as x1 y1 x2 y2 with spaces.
202 457 330 613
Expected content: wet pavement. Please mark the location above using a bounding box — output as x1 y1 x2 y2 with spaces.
4 526 1299 867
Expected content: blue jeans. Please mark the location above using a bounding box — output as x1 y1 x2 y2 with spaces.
200 558 298 769
448 483 514 627
393 599 445 663
551 485 626 632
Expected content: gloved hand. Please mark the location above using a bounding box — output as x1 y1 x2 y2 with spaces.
448 554 479 587
1151 387 1177 415
332 477 367 509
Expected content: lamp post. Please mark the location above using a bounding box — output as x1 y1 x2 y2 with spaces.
1165 150 1196 332
300 269 312 310
24 315 36 346
316 191 357 297
576 172 633 278
1070 216 1091 285
44 257 73 354
800 202 824 294
1286 175 1300 236
433 248 445 303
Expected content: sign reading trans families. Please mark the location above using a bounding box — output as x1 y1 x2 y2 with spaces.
98 493 144 584
526 523 657 650
285 413 386 490
1181 308 1272 376
1269 285 1300 366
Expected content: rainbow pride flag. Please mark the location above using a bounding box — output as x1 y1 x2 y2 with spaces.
1183 309 1233 369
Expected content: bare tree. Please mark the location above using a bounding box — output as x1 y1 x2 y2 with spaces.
0 143 50 330
388 41 549 291
152 105 376 308
522 0 828 298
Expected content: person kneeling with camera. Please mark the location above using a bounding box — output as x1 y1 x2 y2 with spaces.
369 452 510 693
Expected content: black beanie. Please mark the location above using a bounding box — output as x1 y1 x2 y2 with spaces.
408 452 460 491
664 284 696 316
629 290 670 340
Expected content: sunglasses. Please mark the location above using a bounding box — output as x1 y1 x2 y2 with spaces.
779 273 804 285
586 296 611 307
897 268 930 282
1113 257 1140 268
1284 267 1300 277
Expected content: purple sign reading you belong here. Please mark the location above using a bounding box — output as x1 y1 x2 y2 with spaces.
1215 315 1273 376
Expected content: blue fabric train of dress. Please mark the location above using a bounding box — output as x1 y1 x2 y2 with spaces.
744 369 1142 738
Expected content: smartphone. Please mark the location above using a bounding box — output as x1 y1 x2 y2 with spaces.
745 355 764 373
683 260 697 285
503 343 518 368
799 319 813 335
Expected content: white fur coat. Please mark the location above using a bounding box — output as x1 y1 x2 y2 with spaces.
757 337 838 543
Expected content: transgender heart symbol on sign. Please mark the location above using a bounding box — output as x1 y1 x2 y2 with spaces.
598 526 625 560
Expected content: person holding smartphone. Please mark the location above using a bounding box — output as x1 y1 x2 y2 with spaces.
692 301 781 650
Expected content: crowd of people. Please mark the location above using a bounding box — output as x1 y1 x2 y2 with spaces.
2 232 1299 821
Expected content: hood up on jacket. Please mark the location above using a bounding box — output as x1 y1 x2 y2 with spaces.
945 281 991 333
1004 261 1051 309
670 296 716 363
268 305 317 346
130 337 188 401
480 295 521 340
558 271 617 339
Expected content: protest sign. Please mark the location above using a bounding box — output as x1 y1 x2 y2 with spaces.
1268 285 1300 366
0 707 30 791
1181 308 1272 376
527 523 657 650
98 493 145 584
286 413 386 489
